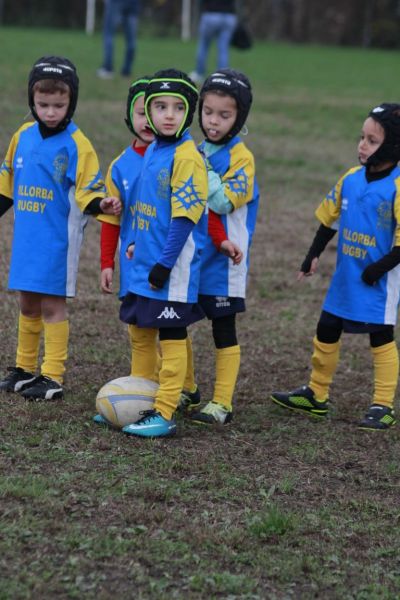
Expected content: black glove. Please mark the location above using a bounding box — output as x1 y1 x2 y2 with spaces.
148 263 171 289
362 246 400 286
300 224 337 273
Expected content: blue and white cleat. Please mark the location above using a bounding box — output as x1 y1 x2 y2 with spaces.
122 410 176 438
92 413 111 426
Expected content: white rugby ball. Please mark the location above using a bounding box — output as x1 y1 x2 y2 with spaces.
96 376 158 428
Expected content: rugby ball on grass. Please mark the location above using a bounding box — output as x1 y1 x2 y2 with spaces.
96 376 158 428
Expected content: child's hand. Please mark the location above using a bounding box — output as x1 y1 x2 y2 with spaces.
220 240 243 265
297 257 319 280
101 267 114 294
126 244 135 260
148 263 171 289
101 196 122 216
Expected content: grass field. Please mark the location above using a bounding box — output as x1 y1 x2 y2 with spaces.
1 26 400 600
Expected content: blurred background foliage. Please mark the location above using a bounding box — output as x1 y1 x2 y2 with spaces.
1 0 400 48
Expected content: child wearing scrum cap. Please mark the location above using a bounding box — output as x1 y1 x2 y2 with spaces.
0 55 120 401
93 77 157 427
119 69 208 438
97 77 155 300
180 68 260 426
271 103 400 430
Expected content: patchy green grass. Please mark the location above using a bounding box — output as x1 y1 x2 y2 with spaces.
1 26 400 599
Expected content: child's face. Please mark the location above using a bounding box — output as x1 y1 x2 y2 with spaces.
358 117 385 165
132 95 155 145
33 90 70 128
201 92 238 143
149 95 186 136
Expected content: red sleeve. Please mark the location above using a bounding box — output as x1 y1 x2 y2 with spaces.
100 222 120 270
208 209 228 249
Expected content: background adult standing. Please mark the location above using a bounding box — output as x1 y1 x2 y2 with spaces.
97 0 140 79
190 0 238 85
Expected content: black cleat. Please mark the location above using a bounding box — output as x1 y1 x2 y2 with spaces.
358 404 396 431
270 385 328 418
0 367 36 393
20 375 64 401
178 386 201 412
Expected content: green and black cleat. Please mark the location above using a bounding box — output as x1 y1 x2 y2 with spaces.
177 386 201 413
358 404 396 431
270 385 328 418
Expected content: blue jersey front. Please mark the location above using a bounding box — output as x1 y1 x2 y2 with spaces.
99 145 144 298
316 165 400 325
127 131 208 303
199 136 259 297
0 121 105 297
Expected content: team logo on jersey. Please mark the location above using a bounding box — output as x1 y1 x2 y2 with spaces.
16 157 24 169
157 306 181 319
123 178 129 191
377 201 392 230
157 168 170 200
342 197 348 211
53 151 68 183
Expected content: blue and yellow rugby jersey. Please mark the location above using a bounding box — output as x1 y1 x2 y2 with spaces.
97 145 144 298
198 136 259 298
0 121 105 297
316 165 400 325
127 130 208 303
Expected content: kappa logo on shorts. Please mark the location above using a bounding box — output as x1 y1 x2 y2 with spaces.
157 306 181 320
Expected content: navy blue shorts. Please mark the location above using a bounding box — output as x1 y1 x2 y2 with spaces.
120 293 205 328
198 295 246 319
320 310 392 334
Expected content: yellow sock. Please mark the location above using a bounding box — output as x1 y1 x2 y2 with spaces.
183 336 197 393
153 349 162 383
41 320 69 384
309 336 340 401
16 313 43 373
128 324 158 381
154 339 187 420
212 345 240 411
371 341 399 409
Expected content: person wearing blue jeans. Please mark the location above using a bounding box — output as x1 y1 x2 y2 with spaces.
190 0 237 85
97 0 139 79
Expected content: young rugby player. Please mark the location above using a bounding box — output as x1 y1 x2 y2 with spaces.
0 56 120 401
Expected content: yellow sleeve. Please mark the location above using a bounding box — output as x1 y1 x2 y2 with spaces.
314 168 359 227
96 161 121 225
71 129 106 212
0 124 33 199
171 142 207 224
393 176 400 246
223 143 255 210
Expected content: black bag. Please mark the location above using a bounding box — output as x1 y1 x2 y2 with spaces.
230 22 253 50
